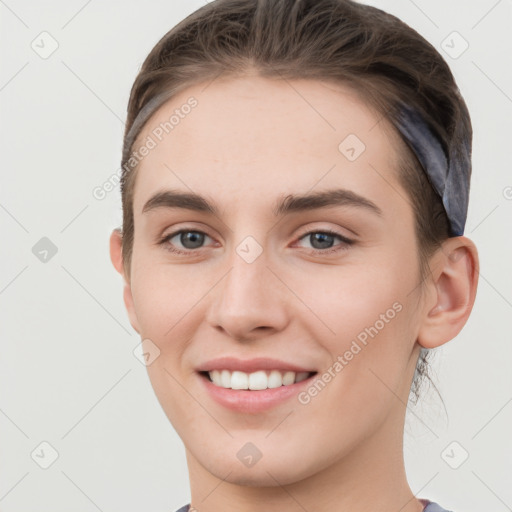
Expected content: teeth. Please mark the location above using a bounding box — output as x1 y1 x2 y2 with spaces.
220 369 231 388
268 370 284 389
295 371 310 383
207 369 312 390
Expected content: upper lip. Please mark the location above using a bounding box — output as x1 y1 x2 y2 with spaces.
196 357 316 374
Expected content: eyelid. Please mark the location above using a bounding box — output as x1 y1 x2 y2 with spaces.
159 223 217 242
295 224 354 241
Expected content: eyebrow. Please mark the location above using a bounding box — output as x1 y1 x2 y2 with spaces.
141 188 382 217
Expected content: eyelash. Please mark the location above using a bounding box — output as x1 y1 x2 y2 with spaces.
157 228 354 256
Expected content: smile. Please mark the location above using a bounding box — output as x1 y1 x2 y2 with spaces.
203 369 316 390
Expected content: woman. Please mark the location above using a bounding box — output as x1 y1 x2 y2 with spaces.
109 1 479 510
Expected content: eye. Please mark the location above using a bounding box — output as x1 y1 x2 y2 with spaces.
295 229 354 255
158 229 215 255
158 227 354 257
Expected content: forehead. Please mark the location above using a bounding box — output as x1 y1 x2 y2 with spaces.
131 75 403 214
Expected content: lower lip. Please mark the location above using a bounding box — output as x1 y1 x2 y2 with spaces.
197 372 317 413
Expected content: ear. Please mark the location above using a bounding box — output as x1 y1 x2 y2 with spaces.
109 228 140 334
417 236 479 349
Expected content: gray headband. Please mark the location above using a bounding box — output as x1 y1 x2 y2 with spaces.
122 90 176 167
123 94 470 236
396 104 470 237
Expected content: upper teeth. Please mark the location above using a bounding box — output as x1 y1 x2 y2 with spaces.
207 369 311 390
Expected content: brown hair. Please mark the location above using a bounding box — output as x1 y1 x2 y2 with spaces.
119 0 472 403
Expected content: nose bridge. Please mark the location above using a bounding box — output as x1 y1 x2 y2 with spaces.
227 243 270 302
206 231 289 339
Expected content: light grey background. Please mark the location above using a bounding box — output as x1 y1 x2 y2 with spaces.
0 1 511 511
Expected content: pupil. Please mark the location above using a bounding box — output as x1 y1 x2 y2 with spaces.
311 233 333 249
181 231 204 249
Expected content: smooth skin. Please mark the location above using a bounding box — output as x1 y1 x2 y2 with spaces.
110 75 479 512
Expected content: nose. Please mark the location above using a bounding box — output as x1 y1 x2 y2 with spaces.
205 244 290 342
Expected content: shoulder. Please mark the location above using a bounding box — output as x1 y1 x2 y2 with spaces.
423 500 455 512
174 502 456 512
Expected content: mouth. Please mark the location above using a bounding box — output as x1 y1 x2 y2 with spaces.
198 369 318 391
197 368 319 413
195 356 319 412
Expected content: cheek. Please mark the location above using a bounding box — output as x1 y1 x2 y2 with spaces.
290 258 412 345
295 296 415 449
129 243 212 333
290 258 418 404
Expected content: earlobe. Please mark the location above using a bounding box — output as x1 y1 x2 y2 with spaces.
418 237 479 349
109 229 140 334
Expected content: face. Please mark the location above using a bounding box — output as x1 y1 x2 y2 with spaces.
119 76 427 486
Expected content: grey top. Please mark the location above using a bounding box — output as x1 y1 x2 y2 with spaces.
174 499 453 512
422 502 454 512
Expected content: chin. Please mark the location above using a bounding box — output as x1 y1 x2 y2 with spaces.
194 444 321 487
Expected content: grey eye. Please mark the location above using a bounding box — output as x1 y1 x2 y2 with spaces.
173 231 207 249
307 232 336 250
